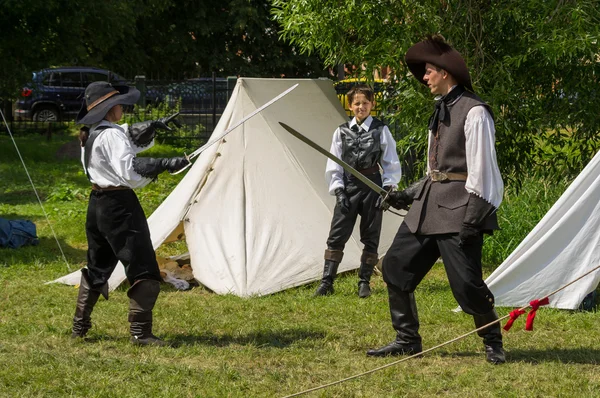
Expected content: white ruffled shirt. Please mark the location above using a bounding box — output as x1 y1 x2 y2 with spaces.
81 120 154 189
427 103 504 208
326 116 402 194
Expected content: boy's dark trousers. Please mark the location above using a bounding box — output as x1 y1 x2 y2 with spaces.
315 174 383 296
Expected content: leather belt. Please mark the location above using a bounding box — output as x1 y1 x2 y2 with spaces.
357 165 380 176
430 170 468 182
91 184 131 192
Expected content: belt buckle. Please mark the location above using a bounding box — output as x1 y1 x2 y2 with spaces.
430 170 448 182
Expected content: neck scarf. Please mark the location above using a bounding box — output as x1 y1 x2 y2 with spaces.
428 85 465 134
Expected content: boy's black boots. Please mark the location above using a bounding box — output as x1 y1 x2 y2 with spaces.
72 268 108 338
314 260 340 296
473 309 506 364
358 251 378 298
128 279 168 346
367 285 422 356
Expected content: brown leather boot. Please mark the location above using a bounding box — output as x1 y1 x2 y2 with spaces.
71 268 108 338
128 279 169 346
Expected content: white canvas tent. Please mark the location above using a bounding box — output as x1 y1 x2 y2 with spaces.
485 149 600 309
52 78 403 296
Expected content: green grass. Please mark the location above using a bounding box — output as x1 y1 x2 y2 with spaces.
1 133 599 397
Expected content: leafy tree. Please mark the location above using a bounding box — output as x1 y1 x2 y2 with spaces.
273 0 600 184
0 0 327 99
110 0 328 79
0 0 148 97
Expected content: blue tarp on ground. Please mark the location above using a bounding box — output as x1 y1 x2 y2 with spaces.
0 218 39 249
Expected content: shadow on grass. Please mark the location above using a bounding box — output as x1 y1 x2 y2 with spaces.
440 347 600 365
169 328 327 348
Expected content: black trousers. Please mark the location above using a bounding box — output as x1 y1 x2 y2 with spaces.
382 222 494 315
326 174 383 254
85 189 161 287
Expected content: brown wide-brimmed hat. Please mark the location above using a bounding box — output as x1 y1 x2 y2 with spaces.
405 36 473 92
76 81 140 125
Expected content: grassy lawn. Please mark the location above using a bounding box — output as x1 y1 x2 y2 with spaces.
1 132 599 397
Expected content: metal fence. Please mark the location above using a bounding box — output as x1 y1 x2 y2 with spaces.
0 76 237 148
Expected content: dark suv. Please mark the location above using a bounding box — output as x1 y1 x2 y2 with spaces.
14 67 128 122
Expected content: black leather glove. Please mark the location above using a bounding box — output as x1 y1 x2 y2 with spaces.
334 188 351 215
133 156 190 179
161 156 189 172
153 112 181 131
459 193 496 248
386 190 411 210
128 113 181 148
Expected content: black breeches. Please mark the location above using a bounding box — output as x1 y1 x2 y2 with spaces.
326 176 383 254
85 189 161 287
382 222 495 315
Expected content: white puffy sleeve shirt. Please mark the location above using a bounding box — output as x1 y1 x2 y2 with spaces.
326 116 402 195
81 120 155 189
427 105 504 207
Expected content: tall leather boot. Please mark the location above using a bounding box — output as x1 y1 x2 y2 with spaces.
358 251 378 298
367 284 422 356
72 268 108 338
314 260 340 296
128 279 168 346
473 309 505 364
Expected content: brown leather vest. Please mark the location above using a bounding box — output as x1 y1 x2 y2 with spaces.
404 92 499 234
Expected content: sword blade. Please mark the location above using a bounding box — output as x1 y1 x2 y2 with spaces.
278 122 387 196
172 84 299 175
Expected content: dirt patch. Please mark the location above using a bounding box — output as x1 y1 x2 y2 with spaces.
56 140 82 160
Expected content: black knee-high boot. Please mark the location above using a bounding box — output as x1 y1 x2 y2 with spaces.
314 260 340 296
128 279 168 346
358 251 378 298
71 268 108 338
473 309 505 364
367 284 422 356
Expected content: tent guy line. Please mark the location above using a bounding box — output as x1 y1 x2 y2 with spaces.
281 262 600 398
0 108 71 271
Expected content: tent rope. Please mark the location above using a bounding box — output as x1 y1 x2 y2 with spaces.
0 109 72 271
282 263 600 398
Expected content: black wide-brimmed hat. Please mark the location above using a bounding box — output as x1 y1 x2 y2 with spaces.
76 81 140 125
405 36 473 92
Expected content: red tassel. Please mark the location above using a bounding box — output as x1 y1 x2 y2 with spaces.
525 297 550 331
503 308 526 331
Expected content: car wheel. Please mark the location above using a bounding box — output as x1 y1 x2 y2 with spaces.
33 106 60 122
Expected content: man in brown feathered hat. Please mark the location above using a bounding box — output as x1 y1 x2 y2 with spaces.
367 35 506 364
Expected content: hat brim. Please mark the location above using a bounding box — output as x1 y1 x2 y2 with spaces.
405 40 473 92
76 85 140 125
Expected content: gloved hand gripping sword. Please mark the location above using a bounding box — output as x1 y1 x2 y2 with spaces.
278 122 408 216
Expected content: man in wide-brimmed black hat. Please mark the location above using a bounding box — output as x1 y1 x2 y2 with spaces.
71 81 189 346
367 35 506 364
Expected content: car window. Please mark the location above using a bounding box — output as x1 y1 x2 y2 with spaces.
82 72 109 86
42 72 59 87
61 72 83 88
108 72 127 83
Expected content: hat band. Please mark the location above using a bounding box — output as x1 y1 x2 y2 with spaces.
87 90 120 111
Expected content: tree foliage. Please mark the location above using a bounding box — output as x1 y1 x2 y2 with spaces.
0 0 147 97
0 0 327 98
273 0 600 183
